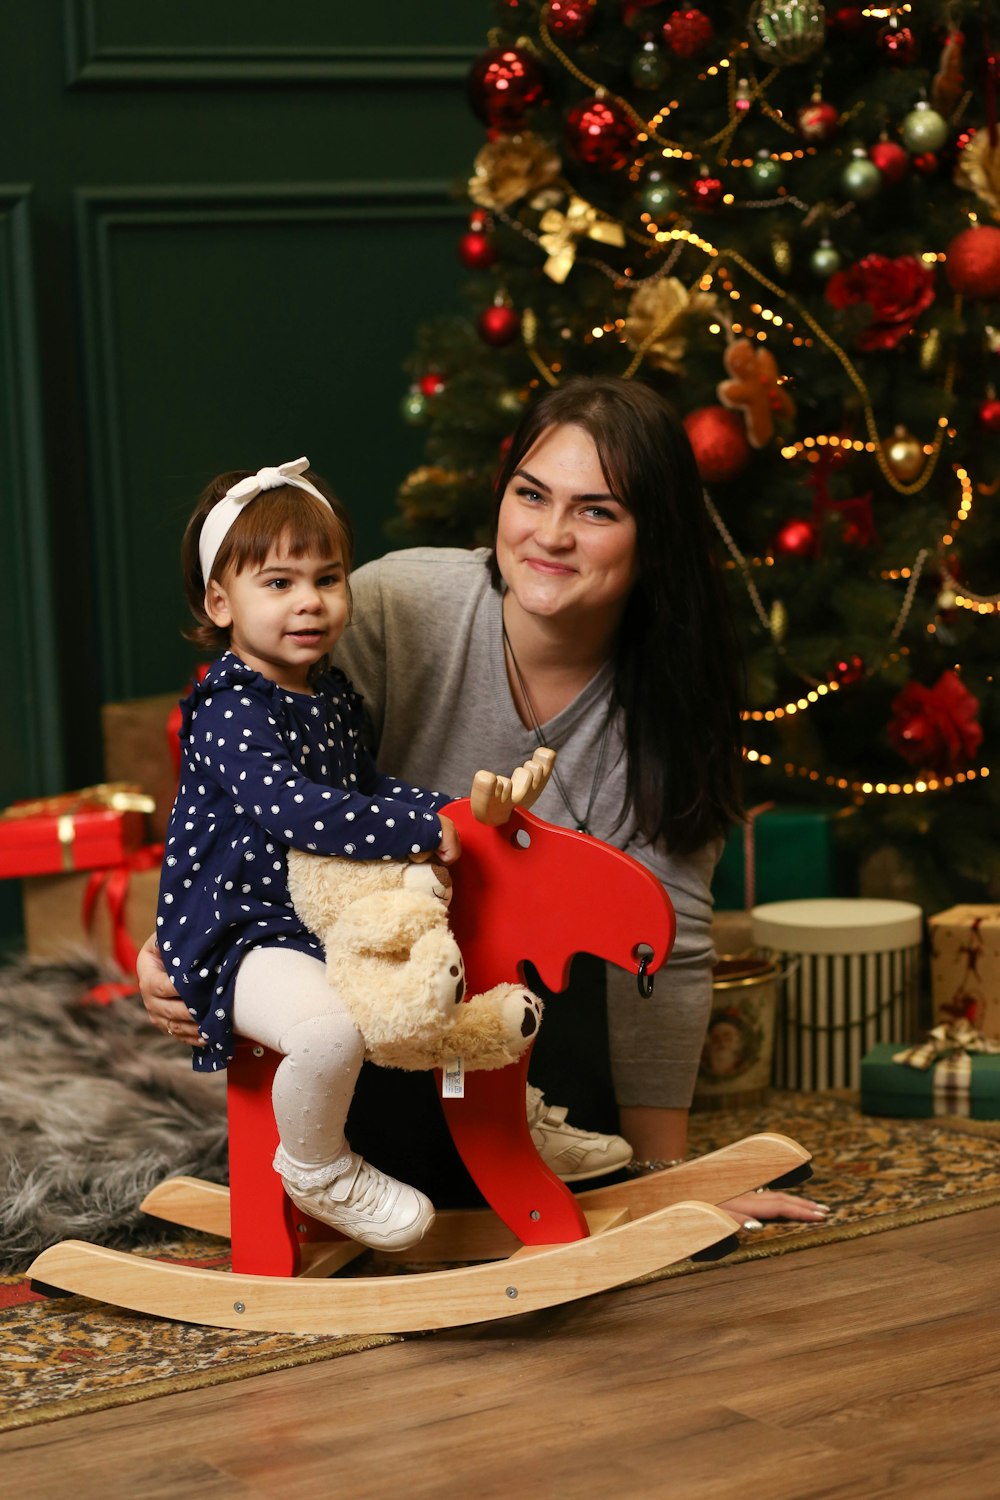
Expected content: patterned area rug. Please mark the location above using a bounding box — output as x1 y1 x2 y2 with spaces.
3 1089 999 1434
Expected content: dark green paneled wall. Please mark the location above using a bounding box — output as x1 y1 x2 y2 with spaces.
1 0 483 771
0 1 484 939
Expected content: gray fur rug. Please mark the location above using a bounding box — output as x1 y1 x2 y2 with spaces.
0 957 228 1274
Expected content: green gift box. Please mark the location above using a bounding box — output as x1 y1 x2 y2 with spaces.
861 1041 1000 1120
712 804 851 911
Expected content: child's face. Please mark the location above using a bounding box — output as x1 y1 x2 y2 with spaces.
205 534 349 693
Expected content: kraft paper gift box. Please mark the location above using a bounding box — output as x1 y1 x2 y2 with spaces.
711 804 852 912
860 1034 1000 1120
0 784 152 878
928 905 1000 1040
22 859 161 970
102 691 187 842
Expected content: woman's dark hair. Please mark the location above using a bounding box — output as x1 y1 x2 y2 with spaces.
491 376 743 854
181 467 354 656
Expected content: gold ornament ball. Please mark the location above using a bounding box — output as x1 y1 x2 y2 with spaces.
882 425 924 482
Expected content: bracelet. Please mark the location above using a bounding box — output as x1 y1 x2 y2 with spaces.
624 1156 686 1177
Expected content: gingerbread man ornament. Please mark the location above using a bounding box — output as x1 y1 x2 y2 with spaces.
717 337 796 448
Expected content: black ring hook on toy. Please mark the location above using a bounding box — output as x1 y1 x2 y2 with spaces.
636 952 654 998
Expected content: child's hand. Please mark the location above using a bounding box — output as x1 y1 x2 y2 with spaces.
434 813 462 866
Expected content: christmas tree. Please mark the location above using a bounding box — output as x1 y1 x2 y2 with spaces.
394 1 1000 912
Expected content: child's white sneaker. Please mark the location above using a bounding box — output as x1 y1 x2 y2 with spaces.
274 1145 434 1252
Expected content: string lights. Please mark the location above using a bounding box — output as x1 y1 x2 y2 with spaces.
743 747 990 801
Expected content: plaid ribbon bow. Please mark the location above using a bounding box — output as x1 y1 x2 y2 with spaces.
893 1018 1000 1071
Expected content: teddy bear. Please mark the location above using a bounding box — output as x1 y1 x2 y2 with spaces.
285 750 555 1074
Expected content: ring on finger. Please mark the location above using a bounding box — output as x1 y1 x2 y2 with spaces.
166 1022 175 1037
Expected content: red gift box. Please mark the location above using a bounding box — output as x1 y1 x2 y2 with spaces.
0 783 154 878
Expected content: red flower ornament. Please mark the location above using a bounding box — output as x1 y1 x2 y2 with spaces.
887 670 983 774
825 254 936 351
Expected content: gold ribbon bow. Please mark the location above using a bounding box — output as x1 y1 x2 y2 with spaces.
893 1019 1000 1072
537 196 625 284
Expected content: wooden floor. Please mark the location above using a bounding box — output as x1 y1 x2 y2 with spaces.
3 1206 1000 1499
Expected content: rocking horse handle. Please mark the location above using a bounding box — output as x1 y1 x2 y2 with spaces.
470 747 557 826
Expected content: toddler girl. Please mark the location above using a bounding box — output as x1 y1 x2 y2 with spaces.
157 458 459 1252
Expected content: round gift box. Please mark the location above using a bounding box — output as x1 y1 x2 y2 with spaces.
751 898 923 1091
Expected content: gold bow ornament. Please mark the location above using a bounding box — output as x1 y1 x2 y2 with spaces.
0 782 155 875
893 1019 1000 1117
537 196 625 284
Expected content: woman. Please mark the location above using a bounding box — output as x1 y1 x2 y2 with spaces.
139 376 826 1223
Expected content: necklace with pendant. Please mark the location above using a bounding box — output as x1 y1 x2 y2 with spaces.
502 619 612 836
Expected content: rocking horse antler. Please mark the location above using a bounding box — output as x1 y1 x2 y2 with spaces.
470 748 556 826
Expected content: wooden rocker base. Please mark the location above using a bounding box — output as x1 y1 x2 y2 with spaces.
26 1132 811 1334
28 1199 740 1336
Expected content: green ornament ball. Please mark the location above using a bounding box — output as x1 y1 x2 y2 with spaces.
810 240 842 278
747 0 826 64
401 389 429 425
748 157 784 193
642 179 679 215
840 156 881 201
901 104 948 154
630 45 669 92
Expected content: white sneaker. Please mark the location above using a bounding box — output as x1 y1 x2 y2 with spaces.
274 1145 435 1252
526 1085 633 1182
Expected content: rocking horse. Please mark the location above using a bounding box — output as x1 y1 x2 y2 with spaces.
28 753 811 1333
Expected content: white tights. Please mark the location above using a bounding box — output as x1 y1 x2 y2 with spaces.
232 946 365 1168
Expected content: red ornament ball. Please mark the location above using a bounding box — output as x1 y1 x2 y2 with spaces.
912 152 939 176
946 225 1000 300
662 8 713 58
797 100 839 142
467 46 547 131
980 397 1000 432
545 0 596 40
691 172 723 208
831 654 865 687
774 517 818 558
458 231 496 270
869 140 909 184
682 406 751 485
418 372 446 398
479 305 521 346
565 95 635 171
828 4 865 34
876 24 918 66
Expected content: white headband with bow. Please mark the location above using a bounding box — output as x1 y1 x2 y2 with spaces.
198 456 332 584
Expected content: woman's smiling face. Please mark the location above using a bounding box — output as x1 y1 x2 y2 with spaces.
494 422 638 629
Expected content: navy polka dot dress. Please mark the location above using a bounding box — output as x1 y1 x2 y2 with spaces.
156 653 451 1071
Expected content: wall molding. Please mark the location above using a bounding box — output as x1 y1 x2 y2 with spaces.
75 182 466 698
64 0 479 85
0 188 64 794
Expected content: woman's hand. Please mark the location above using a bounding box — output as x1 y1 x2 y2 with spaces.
136 933 204 1046
721 1190 830 1229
